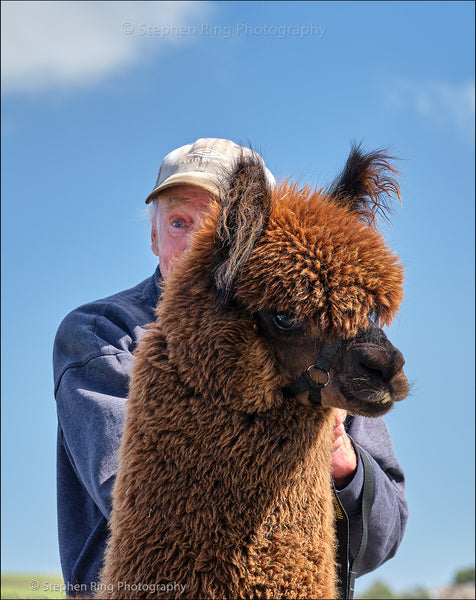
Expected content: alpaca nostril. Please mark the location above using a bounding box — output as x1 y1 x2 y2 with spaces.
359 360 389 381
359 349 405 382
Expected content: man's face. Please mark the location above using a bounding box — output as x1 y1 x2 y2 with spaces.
151 185 214 280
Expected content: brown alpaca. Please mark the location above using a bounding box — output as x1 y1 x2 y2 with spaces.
98 146 409 599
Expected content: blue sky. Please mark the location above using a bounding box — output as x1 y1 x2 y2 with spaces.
1 1 474 595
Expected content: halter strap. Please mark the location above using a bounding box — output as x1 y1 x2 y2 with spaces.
283 339 342 404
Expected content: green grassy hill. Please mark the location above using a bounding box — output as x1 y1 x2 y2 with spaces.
1 574 65 599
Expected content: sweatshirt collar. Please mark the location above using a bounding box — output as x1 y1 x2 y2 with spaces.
152 264 163 305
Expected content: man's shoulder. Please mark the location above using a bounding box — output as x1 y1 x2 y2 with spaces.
53 271 160 386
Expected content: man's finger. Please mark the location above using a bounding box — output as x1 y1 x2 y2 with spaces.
334 409 347 427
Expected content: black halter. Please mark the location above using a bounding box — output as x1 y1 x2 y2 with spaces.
283 340 342 404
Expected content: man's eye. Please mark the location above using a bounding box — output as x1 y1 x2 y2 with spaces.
172 220 185 229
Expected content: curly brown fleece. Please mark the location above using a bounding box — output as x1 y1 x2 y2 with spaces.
97 146 404 599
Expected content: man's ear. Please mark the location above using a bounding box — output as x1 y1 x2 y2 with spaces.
151 219 160 256
212 154 272 304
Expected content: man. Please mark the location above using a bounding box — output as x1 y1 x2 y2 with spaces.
54 138 407 596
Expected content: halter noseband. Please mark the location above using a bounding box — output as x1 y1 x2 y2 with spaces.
283 339 342 405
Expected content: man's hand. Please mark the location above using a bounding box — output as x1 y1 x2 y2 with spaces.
331 409 358 490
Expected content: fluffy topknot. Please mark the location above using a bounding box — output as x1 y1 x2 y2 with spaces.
235 181 404 339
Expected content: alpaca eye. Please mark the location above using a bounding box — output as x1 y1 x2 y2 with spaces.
272 312 301 332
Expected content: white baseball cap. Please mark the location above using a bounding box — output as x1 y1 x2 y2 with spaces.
145 137 275 204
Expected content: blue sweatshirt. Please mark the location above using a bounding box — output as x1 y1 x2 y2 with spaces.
53 265 408 595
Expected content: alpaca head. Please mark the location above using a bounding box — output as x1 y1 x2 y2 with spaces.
159 145 409 417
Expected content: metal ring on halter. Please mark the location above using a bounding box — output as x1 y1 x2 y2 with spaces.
283 339 341 401
307 365 330 388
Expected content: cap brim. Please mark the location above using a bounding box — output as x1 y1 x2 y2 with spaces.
145 173 220 204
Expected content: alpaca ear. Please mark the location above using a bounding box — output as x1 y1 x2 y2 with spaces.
327 143 401 225
213 154 272 304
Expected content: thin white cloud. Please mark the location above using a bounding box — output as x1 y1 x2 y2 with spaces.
1 1 208 92
386 79 475 141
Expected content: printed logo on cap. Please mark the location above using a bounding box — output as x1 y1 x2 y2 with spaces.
182 148 230 167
